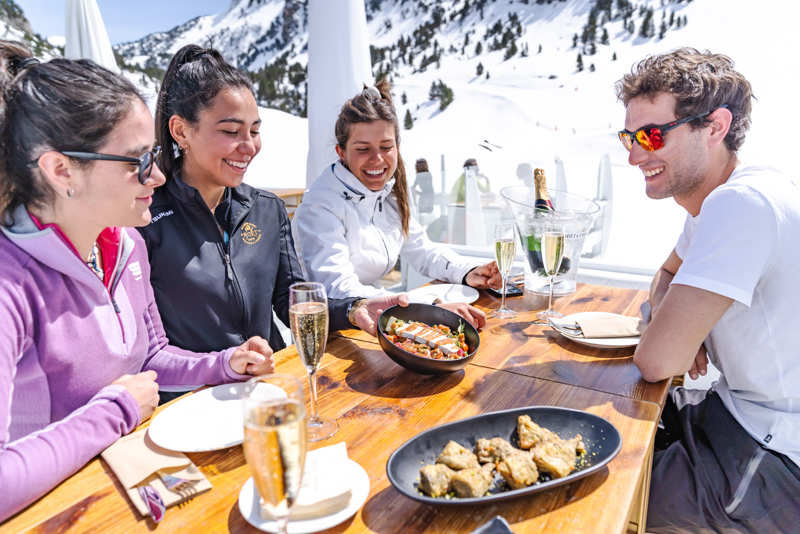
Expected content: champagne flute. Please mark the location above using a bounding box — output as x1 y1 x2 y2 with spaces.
289 282 337 442
242 373 307 534
489 222 518 319
537 227 565 321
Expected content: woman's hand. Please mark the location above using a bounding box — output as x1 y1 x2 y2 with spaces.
351 293 410 336
113 371 160 422
465 262 502 290
230 336 275 375
439 302 487 329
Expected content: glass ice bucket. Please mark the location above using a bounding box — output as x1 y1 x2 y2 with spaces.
500 186 600 296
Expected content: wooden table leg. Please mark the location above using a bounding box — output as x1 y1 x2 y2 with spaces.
627 439 654 534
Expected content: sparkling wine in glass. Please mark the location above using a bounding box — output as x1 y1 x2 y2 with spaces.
489 223 517 319
289 282 337 442
242 374 307 534
537 229 565 321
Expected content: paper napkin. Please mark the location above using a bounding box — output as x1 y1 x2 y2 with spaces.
102 428 212 518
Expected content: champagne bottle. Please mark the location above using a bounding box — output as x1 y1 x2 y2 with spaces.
526 168 570 274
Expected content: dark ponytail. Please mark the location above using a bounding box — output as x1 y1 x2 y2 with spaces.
334 79 410 235
155 45 254 179
0 40 143 221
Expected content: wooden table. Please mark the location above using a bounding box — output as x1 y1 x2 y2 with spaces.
265 187 305 219
5 285 668 534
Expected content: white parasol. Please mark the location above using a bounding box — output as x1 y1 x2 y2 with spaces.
64 0 119 73
305 0 372 187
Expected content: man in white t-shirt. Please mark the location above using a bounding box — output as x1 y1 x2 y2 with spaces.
616 48 800 533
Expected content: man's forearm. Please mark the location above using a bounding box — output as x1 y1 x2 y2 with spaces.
649 267 674 315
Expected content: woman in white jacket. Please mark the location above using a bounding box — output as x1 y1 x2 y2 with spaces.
293 81 500 303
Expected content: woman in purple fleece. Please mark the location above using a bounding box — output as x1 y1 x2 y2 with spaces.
0 42 275 520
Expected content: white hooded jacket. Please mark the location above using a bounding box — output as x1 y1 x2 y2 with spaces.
293 161 478 299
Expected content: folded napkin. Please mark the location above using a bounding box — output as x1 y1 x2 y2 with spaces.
258 442 352 521
102 428 212 518
573 312 645 338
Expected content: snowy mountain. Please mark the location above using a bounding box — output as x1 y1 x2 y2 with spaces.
5 0 796 272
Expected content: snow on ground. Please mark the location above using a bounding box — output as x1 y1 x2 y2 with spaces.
245 0 796 273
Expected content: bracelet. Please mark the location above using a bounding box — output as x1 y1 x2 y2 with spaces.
347 298 367 326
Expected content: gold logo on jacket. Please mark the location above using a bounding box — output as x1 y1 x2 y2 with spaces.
240 222 262 245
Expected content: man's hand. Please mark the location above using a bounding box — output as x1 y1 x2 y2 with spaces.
439 302 487 329
352 293 410 336
230 336 275 375
465 262 502 290
113 371 159 421
688 344 708 380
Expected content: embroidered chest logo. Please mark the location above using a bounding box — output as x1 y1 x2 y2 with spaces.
240 222 263 245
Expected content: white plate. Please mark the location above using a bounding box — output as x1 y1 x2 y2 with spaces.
238 459 370 533
406 284 479 304
550 312 640 349
148 382 285 452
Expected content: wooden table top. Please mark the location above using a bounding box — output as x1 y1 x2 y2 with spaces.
6 284 666 534
335 284 668 405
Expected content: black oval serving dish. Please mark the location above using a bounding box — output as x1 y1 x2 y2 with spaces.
377 303 480 374
386 406 622 505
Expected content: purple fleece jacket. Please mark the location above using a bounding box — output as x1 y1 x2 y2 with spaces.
0 206 248 520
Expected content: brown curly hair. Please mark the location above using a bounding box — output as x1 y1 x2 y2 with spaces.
335 79 409 235
616 47 753 152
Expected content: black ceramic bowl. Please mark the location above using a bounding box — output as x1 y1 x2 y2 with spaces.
386 406 622 505
377 303 480 374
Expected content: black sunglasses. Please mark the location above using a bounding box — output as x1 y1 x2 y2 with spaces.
60 145 161 184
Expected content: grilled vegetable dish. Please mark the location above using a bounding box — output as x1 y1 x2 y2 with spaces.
384 316 470 360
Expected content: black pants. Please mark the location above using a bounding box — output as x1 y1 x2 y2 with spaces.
647 388 800 533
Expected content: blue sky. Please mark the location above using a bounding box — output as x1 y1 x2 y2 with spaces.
16 1 227 44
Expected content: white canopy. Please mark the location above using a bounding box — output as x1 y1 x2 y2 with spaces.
65 0 119 73
305 0 372 187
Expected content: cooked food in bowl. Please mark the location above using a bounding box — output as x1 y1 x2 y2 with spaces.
384 316 469 360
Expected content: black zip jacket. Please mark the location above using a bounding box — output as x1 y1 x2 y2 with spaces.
137 175 357 354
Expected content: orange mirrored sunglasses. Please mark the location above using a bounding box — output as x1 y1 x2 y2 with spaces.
619 105 728 152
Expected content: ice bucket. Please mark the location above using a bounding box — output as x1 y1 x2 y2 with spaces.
500 186 600 296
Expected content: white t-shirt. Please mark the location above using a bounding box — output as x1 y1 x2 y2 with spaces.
673 164 800 465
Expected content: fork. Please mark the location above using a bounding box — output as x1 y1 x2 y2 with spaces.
158 470 196 493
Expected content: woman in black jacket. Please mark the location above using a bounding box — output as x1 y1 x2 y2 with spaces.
138 45 485 397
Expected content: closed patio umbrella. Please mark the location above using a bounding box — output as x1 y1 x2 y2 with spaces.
305 0 372 187
65 0 119 73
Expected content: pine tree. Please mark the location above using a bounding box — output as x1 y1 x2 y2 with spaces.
485 71 490 80
601 27 609 45
589 41 596 55
576 53 584 72
669 11 675 26
475 40 483 56
538 43 542 53
476 62 484 76
504 40 518 60
401 91 407 105
572 33 578 48
659 20 667 39
404 109 413 130
589 63 596 72
612 51 617 61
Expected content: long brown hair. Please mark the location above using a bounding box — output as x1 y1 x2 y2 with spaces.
334 79 409 235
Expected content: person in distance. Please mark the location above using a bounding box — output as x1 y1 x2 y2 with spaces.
618 47 800 532
0 41 274 520
292 80 499 325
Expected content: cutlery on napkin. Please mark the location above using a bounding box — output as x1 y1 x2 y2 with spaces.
553 312 645 338
102 428 212 519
